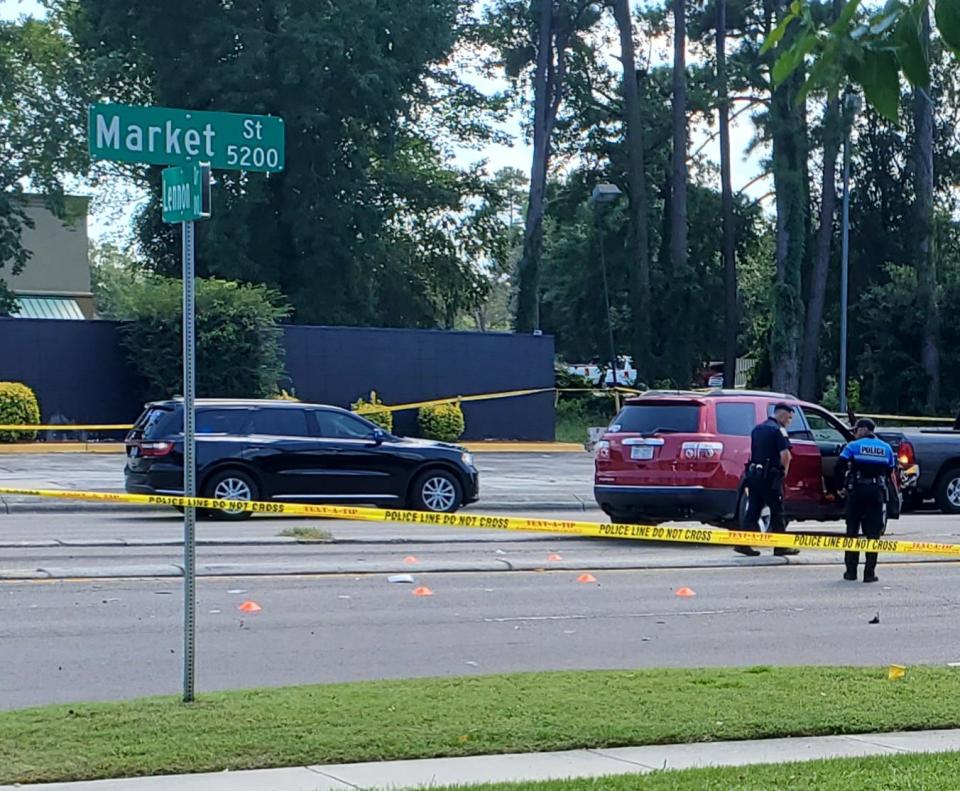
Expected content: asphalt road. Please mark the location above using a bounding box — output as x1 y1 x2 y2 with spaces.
3 504 959 711
4 561 960 711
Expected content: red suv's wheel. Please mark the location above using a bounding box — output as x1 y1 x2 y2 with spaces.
738 489 774 532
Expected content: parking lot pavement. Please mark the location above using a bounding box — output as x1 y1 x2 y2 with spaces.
0 451 597 512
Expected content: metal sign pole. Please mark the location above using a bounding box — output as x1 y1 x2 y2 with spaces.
182 219 197 703
89 102 284 703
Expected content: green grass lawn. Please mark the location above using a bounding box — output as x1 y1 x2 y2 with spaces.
433 752 960 791
4 666 960 784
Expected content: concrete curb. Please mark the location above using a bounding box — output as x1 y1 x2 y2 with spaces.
0 499 166 515
0 497 598 515
0 443 126 454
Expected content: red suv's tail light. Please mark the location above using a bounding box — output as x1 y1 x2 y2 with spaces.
141 441 174 458
595 440 611 460
897 440 915 467
680 441 724 460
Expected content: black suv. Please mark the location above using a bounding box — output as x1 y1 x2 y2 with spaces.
124 399 479 518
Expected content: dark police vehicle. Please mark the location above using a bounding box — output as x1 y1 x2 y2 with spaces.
125 399 479 519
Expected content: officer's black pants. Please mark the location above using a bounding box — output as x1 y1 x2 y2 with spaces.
845 483 885 575
742 473 786 533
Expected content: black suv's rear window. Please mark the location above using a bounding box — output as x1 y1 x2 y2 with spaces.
197 409 249 434
249 407 310 437
611 404 701 434
135 406 251 438
136 407 179 439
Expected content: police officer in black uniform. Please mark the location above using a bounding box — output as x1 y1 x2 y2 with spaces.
734 403 800 557
836 418 896 583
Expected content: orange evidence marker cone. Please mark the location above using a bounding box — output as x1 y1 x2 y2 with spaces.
403 556 418 564
675 587 697 597
412 586 434 597
238 601 262 613
577 573 597 583
548 554 563 562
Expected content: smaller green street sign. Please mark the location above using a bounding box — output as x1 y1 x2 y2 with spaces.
162 164 211 224
89 103 284 173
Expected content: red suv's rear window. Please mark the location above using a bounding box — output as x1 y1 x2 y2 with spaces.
715 402 756 436
611 404 701 434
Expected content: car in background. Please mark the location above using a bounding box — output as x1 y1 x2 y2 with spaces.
124 399 479 519
566 357 637 387
594 390 901 530
876 426 960 514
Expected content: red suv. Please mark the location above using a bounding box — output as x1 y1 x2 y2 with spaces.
594 390 901 530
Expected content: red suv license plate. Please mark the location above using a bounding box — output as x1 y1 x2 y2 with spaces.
630 446 654 460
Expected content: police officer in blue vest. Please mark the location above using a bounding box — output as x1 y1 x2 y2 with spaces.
836 418 896 583
734 403 800 557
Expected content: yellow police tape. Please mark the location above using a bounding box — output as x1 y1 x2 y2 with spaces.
1 485 959 558
1 387 954 432
353 388 554 415
0 388 560 431
0 424 133 431
857 412 955 425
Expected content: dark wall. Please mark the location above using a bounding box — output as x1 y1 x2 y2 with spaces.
0 318 146 425
282 326 555 440
0 318 555 440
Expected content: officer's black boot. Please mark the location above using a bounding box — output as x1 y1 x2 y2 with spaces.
863 553 878 583
844 551 858 580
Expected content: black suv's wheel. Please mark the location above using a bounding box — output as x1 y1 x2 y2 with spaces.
203 469 258 520
935 466 960 515
411 469 463 513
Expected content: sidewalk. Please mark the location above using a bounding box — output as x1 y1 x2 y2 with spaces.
6 728 960 790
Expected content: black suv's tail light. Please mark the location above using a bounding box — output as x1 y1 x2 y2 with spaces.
140 441 174 458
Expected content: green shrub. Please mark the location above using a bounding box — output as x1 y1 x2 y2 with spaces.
418 400 465 442
554 394 616 443
0 382 41 442
351 390 393 432
115 276 290 399
821 376 862 414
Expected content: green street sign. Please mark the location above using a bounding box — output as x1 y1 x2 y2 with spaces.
162 164 211 223
89 103 284 173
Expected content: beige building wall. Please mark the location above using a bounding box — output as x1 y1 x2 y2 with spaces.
5 195 94 318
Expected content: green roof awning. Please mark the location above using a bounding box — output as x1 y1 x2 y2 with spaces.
13 296 86 320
